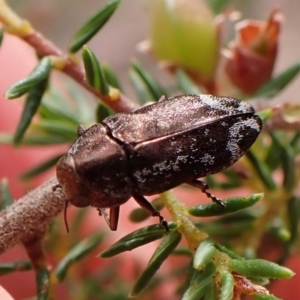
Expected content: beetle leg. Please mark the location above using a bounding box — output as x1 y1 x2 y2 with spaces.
64 200 70 233
109 207 120 231
187 179 225 207
97 207 120 231
133 194 169 231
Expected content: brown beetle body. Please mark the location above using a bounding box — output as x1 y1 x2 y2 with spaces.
57 124 131 208
56 94 262 230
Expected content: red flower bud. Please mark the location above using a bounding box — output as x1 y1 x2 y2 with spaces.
224 9 282 94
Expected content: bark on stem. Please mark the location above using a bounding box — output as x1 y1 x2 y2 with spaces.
0 177 65 254
23 32 138 113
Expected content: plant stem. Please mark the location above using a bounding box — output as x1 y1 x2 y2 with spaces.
0 177 65 254
0 0 138 113
160 190 208 252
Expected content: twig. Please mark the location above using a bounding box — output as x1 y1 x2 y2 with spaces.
0 0 139 113
0 1 141 256
23 32 138 113
0 177 65 254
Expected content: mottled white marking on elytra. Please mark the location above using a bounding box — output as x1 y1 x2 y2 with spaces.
199 94 252 115
200 153 215 165
226 117 260 162
238 100 252 113
104 94 256 144
242 117 261 132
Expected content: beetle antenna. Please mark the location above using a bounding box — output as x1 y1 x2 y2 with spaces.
64 200 70 233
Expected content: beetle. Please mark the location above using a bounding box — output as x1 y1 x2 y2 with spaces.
56 94 262 231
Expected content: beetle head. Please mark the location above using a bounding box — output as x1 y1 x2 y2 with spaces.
56 154 90 207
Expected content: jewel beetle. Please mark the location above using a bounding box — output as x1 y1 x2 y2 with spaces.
56 94 262 231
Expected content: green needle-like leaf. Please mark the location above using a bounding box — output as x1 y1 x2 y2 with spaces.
197 220 254 238
129 68 154 104
246 150 277 191
0 29 3 47
130 230 182 297
287 196 300 246
37 119 77 141
172 247 191 256
96 102 114 123
181 263 216 300
214 244 242 260
0 261 32 275
0 179 14 210
269 132 296 192
5 57 51 99
257 108 273 123
217 207 263 223
0 133 68 146
102 63 122 90
253 294 281 300
193 238 216 270
13 78 49 146
255 61 300 98
176 69 201 94
189 193 263 217
203 281 217 300
38 94 79 125
229 259 295 279
20 153 63 180
100 222 177 258
219 271 234 300
82 46 109 94
206 0 232 14
55 233 103 281
131 60 167 101
69 0 121 53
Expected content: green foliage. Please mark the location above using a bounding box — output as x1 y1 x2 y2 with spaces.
55 233 104 281
82 46 110 94
5 57 51 99
14 78 49 146
188 193 263 217
193 237 216 270
219 271 234 300
69 0 122 52
182 263 216 300
0 179 14 210
0 261 32 275
229 259 294 279
255 61 300 98
102 63 123 90
176 69 202 94
130 230 182 297
130 60 167 103
205 0 232 14
100 222 177 258
0 28 3 46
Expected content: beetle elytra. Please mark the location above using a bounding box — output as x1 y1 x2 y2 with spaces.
56 94 262 231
